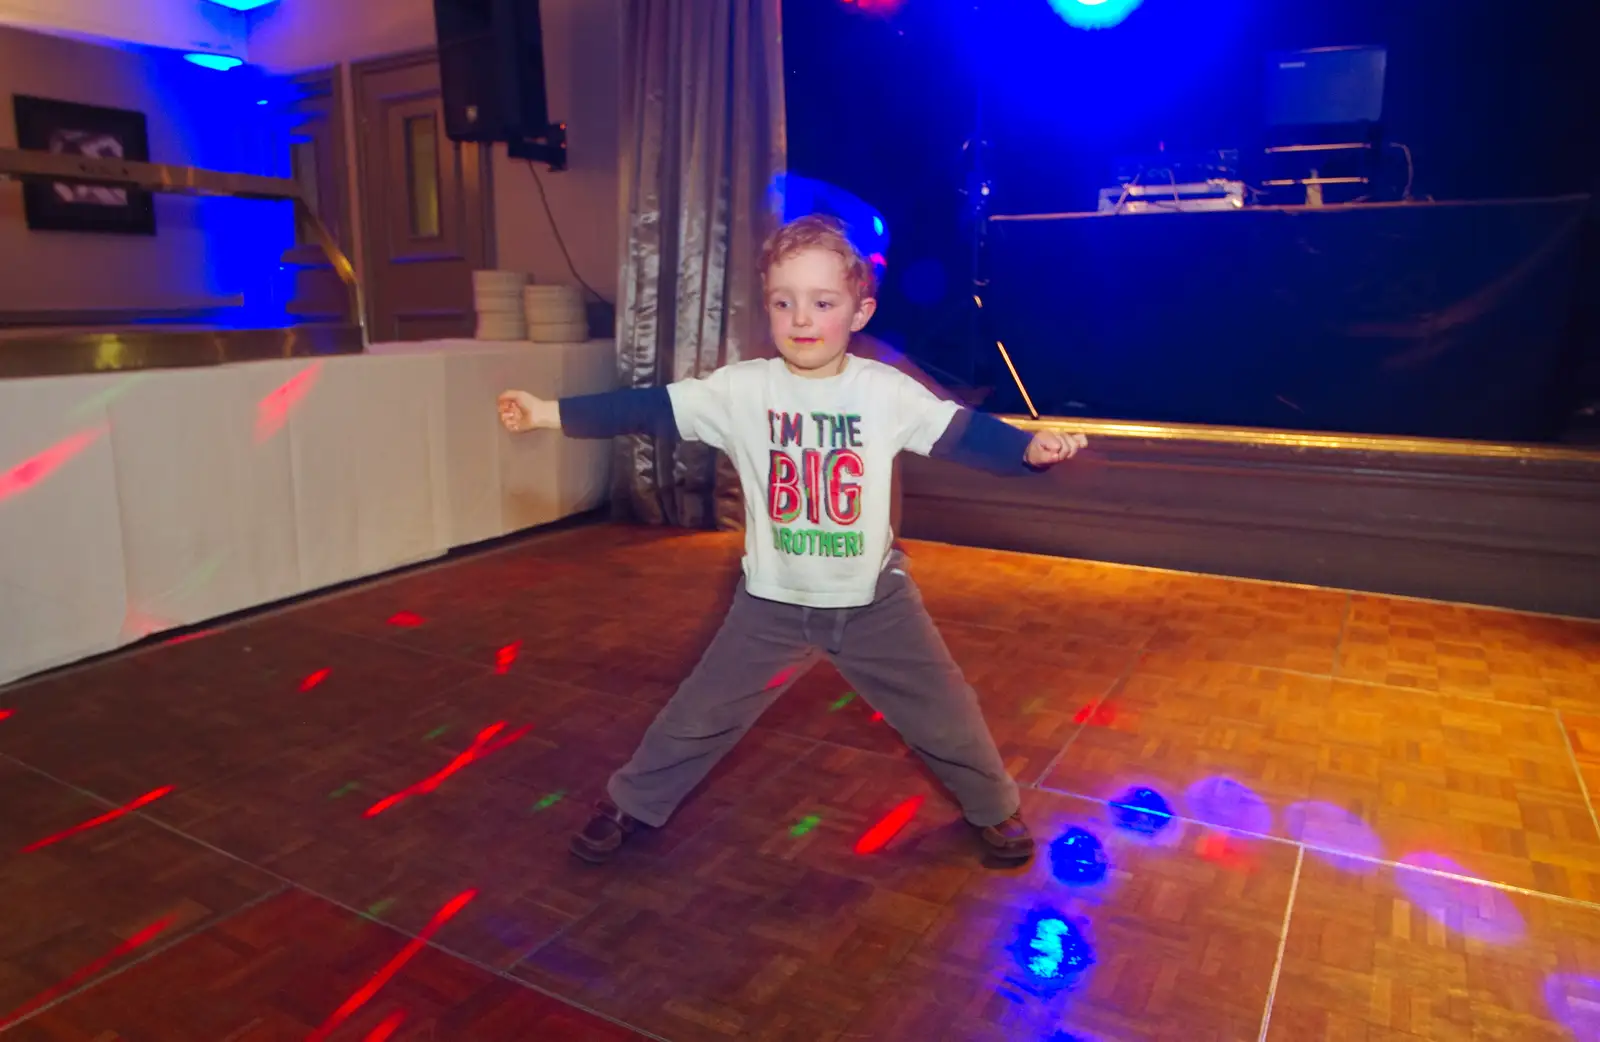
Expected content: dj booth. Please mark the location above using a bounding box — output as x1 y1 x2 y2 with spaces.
896 193 1600 620
982 196 1590 443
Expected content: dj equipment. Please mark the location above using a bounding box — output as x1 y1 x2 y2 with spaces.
1110 148 1240 187
1097 179 1247 214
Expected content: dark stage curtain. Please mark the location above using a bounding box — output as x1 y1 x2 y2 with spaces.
983 197 1590 442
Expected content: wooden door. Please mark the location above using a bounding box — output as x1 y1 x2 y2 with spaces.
353 51 492 342
283 68 354 324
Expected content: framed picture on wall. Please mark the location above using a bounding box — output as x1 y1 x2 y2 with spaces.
11 95 157 236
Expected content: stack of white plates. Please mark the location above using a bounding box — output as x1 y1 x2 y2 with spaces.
473 270 529 341
523 284 589 343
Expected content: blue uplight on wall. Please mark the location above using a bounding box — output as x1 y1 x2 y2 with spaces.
1047 0 1144 31
203 0 280 10
184 53 244 71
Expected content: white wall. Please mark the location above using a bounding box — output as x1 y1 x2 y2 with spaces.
0 24 290 315
0 0 246 59
490 0 621 304
247 0 622 305
0 0 621 316
245 0 435 71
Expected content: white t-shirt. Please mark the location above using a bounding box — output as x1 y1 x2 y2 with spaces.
667 355 960 608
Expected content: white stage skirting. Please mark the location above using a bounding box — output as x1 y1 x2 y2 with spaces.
0 338 616 688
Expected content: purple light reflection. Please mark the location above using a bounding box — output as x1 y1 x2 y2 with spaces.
1397 853 1525 945
1544 974 1600 1041
1283 801 1383 874
1184 776 1272 834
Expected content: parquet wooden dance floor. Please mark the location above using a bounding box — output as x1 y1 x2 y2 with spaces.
2 523 1598 1040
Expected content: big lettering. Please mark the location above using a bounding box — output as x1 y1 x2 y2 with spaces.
823 448 863 524
767 450 801 523
766 447 863 526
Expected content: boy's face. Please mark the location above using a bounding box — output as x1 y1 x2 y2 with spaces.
765 246 876 379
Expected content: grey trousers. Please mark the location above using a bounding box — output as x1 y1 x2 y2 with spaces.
607 552 1020 828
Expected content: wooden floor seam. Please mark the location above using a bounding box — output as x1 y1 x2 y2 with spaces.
0 753 672 1042
0 884 292 1034
1254 846 1305 1042
1025 780 1600 910
1027 668 1133 789
1557 706 1600 837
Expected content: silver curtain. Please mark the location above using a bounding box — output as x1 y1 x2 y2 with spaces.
613 0 787 530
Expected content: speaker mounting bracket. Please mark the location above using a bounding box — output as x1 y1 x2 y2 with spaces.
507 122 568 172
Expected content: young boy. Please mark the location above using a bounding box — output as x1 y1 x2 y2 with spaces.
497 214 1084 866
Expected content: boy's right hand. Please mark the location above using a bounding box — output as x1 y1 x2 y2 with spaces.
497 389 556 433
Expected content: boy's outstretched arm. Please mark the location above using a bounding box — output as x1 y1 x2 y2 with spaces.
929 408 1085 476
498 387 676 439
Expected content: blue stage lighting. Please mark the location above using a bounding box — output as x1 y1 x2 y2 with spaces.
184 53 244 71
1046 0 1144 31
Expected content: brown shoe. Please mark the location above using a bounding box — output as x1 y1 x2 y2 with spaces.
570 800 640 864
976 811 1035 865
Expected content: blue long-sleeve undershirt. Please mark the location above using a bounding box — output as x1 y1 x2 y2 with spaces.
557 387 1039 476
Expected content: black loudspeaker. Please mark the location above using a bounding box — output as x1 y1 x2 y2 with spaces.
434 0 566 167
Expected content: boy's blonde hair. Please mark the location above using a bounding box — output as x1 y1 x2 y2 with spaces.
758 214 878 303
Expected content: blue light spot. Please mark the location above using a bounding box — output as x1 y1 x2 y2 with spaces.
204 0 279 10
1048 827 1108 886
872 215 884 236
1008 909 1094 995
184 53 244 72
1046 0 1144 30
1110 787 1172 836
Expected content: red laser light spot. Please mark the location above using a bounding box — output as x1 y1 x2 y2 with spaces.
364 722 529 817
0 709 11 722
361 1010 407 1041
305 889 475 1042
855 795 925 855
0 426 105 505
494 640 522 674
1072 702 1117 726
254 360 322 443
765 665 796 690
21 785 173 853
387 611 424 628
300 668 331 692
1195 831 1258 873
870 711 884 722
0 914 173 1030
162 628 219 646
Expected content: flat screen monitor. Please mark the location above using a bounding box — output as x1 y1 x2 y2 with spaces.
1267 45 1387 126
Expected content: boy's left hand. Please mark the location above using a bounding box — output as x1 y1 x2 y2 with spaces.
1024 429 1087 468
